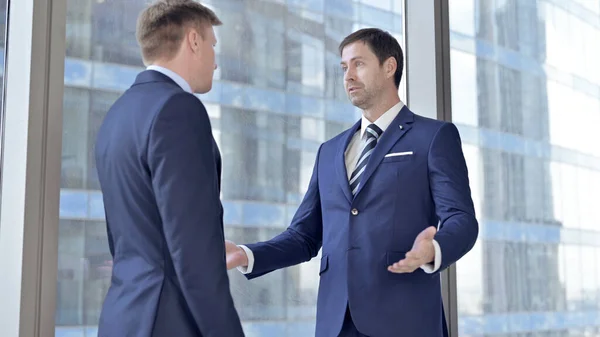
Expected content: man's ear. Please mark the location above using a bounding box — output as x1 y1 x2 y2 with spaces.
187 28 201 53
385 56 397 80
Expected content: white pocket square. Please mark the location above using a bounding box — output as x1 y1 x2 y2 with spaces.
384 151 413 158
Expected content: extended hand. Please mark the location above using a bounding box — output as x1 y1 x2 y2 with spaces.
388 226 436 273
225 240 248 270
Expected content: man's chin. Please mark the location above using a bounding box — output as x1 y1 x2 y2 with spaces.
349 97 366 108
195 83 212 95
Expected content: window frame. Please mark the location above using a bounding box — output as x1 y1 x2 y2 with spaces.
0 0 67 335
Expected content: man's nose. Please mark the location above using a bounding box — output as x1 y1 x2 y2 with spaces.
344 68 355 82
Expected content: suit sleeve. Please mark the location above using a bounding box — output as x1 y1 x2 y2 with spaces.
243 145 324 279
428 122 479 272
148 93 244 337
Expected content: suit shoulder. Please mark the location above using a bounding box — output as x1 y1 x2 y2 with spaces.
149 92 206 124
163 91 203 108
127 80 201 107
324 132 344 146
412 113 445 127
412 113 458 134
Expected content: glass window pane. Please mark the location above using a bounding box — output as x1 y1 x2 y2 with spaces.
56 0 405 336
0 0 8 197
452 1 600 335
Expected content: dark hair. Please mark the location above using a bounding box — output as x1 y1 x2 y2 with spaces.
339 28 403 88
136 0 222 65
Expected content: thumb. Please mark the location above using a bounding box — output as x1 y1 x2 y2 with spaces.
225 240 238 252
421 226 437 240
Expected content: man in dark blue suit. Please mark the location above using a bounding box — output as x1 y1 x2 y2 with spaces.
94 1 244 336
225 28 479 337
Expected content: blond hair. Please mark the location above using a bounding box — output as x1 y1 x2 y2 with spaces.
136 0 221 64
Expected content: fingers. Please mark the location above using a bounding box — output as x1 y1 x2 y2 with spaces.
387 251 425 273
387 259 418 273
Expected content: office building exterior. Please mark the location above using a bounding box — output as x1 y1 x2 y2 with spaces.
452 0 600 335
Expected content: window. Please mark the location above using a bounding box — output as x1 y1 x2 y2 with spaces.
450 0 600 335
0 0 8 192
55 0 404 336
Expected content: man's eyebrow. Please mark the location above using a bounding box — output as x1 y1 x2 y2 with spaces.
340 56 364 65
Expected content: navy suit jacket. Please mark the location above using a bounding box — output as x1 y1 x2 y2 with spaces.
245 106 478 337
95 70 244 337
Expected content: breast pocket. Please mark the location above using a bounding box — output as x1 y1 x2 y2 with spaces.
382 152 414 163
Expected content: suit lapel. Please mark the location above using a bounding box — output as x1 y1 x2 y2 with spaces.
336 120 361 203
354 106 414 198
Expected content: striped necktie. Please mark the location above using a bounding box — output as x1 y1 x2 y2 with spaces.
349 123 383 195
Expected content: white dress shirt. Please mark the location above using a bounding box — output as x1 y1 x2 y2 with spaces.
146 65 193 93
239 100 442 274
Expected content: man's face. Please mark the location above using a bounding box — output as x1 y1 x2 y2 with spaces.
189 25 217 94
340 41 386 110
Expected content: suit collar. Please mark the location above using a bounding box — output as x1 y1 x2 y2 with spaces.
335 106 415 202
354 105 414 197
132 69 186 91
359 101 405 139
146 65 193 93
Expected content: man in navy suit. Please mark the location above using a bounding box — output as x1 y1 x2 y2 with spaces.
225 28 479 337
94 1 244 336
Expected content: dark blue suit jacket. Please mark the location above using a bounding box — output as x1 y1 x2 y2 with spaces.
95 70 244 337
245 106 478 337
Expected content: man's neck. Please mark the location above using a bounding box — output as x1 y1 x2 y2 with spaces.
151 61 192 86
363 95 401 123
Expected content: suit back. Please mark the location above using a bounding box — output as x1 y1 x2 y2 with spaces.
95 70 243 337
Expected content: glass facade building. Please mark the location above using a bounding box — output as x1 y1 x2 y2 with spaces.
451 0 600 336
0 1 599 337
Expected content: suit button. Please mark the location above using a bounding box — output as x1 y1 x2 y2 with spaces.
351 208 359 216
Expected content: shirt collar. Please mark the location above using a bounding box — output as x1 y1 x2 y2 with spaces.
360 100 405 139
146 65 193 93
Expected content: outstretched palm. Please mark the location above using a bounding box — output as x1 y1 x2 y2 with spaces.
388 226 436 273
